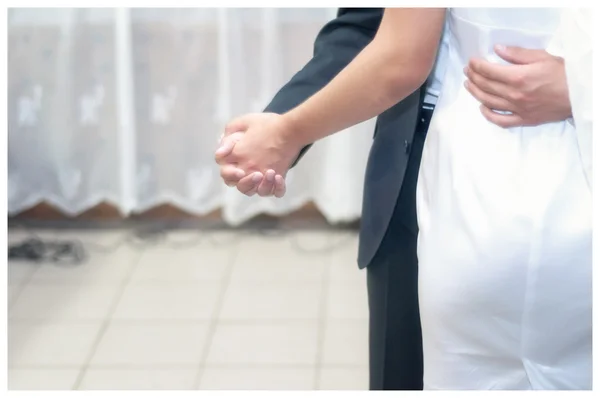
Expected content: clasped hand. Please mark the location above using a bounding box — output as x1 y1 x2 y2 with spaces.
216 47 570 197
214 113 298 197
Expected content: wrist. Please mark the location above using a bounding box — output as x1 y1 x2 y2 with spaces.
279 111 309 150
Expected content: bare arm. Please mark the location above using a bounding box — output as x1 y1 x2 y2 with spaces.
218 8 447 194
280 8 446 148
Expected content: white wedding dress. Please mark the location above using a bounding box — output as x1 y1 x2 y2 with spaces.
416 8 592 390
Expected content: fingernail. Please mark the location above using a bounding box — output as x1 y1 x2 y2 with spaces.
252 173 262 183
235 169 245 179
495 44 506 52
266 171 275 181
463 66 469 75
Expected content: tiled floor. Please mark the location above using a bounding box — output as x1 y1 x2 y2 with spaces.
7 228 369 390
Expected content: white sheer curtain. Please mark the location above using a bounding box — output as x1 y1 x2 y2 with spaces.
8 8 374 225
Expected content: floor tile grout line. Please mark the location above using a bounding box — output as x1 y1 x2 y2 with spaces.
312 233 335 390
9 318 355 326
8 229 358 389
192 232 242 390
9 363 368 371
71 247 146 390
7 266 40 313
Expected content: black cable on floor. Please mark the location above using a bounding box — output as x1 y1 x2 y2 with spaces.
7 237 87 266
7 223 358 266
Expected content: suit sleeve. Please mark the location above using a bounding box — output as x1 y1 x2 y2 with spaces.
264 8 383 167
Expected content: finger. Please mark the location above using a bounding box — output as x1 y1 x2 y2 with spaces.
494 45 549 65
464 66 510 98
220 164 246 187
464 80 514 113
237 172 264 196
480 105 524 129
225 113 259 135
468 58 519 86
218 131 245 148
216 132 247 165
214 139 237 164
256 169 277 197
273 174 287 198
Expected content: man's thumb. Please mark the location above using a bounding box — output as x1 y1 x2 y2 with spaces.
495 45 549 65
215 139 235 161
215 132 245 163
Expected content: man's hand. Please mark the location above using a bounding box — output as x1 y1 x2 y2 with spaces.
216 132 288 197
464 45 572 128
215 113 299 198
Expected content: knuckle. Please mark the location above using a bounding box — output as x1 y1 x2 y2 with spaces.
469 59 481 72
220 169 238 182
244 160 257 171
479 96 493 107
236 182 250 193
216 153 235 166
465 67 474 79
469 70 482 84
465 80 477 94
511 73 526 87
467 71 479 85
509 91 524 103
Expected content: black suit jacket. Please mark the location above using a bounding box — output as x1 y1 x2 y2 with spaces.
265 8 425 268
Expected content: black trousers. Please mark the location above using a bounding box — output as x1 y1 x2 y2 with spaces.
367 107 431 390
